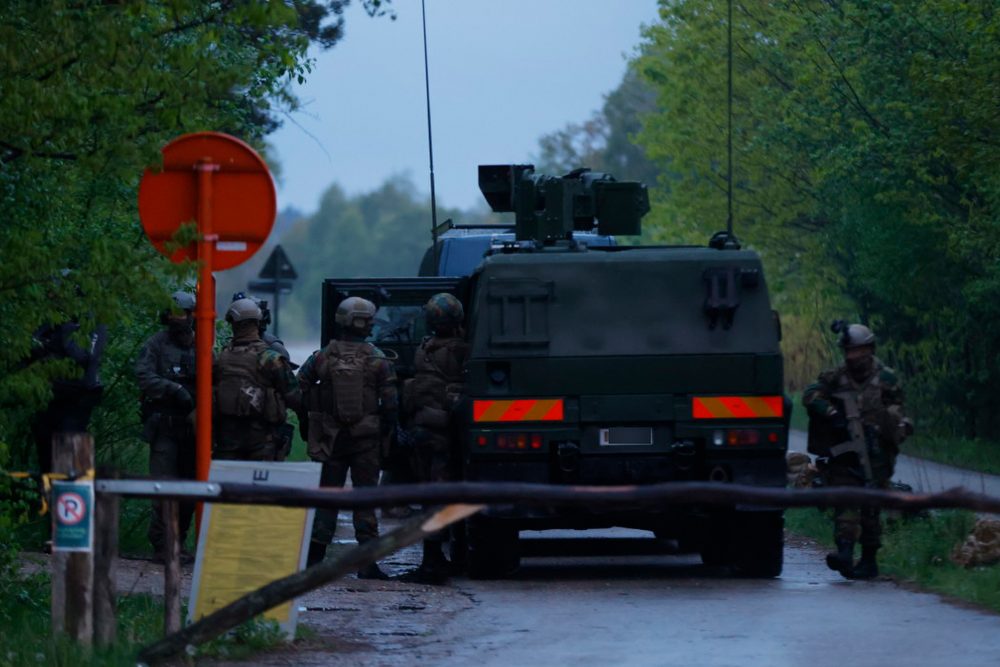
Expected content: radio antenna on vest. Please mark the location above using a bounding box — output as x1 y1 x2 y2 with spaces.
421 0 440 275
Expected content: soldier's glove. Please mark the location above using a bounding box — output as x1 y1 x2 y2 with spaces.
171 383 194 410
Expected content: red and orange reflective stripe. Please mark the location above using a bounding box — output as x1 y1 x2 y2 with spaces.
692 396 783 419
473 399 564 423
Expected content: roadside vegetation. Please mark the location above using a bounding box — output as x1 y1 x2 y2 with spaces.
786 508 1000 613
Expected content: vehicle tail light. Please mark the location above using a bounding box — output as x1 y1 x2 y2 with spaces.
726 430 760 446
530 434 543 450
476 435 488 447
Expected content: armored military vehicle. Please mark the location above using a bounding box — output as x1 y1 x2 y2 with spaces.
321 164 789 578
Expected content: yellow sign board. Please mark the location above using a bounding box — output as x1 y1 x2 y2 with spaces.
188 461 321 637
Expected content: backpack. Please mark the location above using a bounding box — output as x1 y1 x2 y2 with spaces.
215 341 285 423
317 340 377 425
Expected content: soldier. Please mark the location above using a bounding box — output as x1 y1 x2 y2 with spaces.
27 320 106 475
399 293 469 583
231 292 297 368
135 291 197 562
298 296 398 579
213 298 301 461
803 321 914 579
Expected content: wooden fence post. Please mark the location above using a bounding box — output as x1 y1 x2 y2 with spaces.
93 466 119 647
163 500 182 635
50 432 94 644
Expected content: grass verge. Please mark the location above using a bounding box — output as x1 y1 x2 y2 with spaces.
901 435 1000 476
786 507 1000 613
0 567 289 666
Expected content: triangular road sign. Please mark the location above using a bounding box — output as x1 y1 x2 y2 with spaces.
258 244 297 281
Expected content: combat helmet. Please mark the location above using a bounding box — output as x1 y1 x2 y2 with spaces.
226 297 262 323
335 296 377 333
831 320 876 350
161 290 196 324
424 293 464 331
171 291 196 312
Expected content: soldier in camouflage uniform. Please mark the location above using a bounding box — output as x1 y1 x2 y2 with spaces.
213 298 301 461
803 322 914 579
298 296 398 579
231 292 297 369
135 291 198 561
399 293 469 583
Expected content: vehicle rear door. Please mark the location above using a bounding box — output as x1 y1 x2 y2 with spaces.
321 277 466 378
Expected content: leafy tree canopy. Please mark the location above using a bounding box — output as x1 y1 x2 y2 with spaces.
634 0 999 435
0 0 389 459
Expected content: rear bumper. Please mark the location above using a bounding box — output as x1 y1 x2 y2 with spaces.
464 454 787 526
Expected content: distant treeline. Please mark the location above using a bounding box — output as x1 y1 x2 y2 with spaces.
217 176 500 346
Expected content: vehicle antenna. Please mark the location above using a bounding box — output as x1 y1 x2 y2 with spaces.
726 0 734 238
421 0 440 275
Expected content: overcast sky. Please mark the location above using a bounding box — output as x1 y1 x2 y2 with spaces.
269 0 660 214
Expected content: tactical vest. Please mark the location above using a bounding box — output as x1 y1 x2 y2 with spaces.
807 363 891 458
314 340 378 426
215 340 285 424
406 336 467 429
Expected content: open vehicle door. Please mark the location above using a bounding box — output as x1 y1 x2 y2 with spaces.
321 277 467 378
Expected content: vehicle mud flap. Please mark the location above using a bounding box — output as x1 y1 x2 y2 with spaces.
466 516 520 580
731 510 784 578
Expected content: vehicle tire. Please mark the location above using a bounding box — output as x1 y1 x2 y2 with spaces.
731 511 784 578
466 517 520 579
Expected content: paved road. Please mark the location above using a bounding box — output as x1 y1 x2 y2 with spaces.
790 429 1000 502
204 523 1000 667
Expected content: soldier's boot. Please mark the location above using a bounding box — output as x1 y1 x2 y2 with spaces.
850 545 879 580
397 541 450 585
825 540 855 578
357 561 390 580
306 541 328 568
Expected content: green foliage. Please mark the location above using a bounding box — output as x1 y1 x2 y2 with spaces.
634 1 1000 438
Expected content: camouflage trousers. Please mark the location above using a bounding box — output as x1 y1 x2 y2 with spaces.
146 416 197 553
823 459 891 548
311 440 381 546
410 427 454 485
409 427 455 544
213 418 291 462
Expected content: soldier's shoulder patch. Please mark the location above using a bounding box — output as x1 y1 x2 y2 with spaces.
258 349 285 367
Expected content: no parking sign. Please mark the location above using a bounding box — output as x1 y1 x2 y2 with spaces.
52 481 94 552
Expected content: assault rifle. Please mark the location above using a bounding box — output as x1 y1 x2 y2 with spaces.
829 391 874 486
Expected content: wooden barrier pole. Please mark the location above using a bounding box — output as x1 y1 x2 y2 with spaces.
50 432 94 644
138 503 483 663
93 466 119 647
163 500 182 635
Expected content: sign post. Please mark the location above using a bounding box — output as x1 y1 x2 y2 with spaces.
139 132 277 506
250 244 297 338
